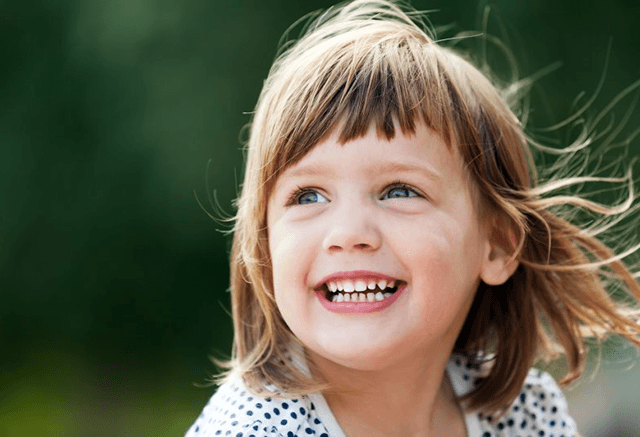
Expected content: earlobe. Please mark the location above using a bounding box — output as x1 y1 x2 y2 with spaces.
480 225 520 286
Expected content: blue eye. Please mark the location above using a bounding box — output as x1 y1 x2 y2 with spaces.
383 184 419 199
292 189 328 205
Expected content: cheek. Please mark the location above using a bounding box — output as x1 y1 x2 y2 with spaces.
396 216 483 292
269 222 318 301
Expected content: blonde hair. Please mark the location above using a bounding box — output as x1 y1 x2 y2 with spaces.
222 0 640 415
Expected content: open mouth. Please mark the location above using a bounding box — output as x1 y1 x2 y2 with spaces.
318 279 405 303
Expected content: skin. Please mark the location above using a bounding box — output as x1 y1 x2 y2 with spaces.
267 123 517 436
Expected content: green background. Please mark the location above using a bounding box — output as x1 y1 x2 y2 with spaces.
1 0 639 435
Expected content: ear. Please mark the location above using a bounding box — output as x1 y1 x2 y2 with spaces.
480 216 520 286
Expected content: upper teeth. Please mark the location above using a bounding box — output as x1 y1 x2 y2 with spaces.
327 279 397 293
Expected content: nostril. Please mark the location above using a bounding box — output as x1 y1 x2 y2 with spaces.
322 225 382 252
327 242 374 251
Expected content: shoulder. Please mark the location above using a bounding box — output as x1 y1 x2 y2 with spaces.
448 356 579 436
477 368 579 437
185 377 331 437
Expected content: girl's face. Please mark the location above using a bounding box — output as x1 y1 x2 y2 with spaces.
267 123 504 371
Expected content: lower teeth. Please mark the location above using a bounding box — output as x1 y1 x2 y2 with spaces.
328 288 397 302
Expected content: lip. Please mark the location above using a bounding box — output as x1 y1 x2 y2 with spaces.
315 282 407 314
313 270 401 290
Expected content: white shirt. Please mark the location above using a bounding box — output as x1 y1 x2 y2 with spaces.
185 355 578 437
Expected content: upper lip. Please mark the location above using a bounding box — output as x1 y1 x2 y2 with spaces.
313 270 401 290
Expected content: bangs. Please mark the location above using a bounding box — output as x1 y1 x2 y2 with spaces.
251 8 474 188
327 40 455 145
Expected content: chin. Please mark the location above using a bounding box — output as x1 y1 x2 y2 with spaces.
308 336 408 371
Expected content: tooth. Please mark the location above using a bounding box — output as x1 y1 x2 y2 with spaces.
375 292 384 301
331 294 338 302
358 293 366 302
388 280 395 288
383 292 392 298
367 293 375 302
328 282 337 292
336 293 344 303
377 279 387 290
355 280 367 292
343 281 355 292
343 293 351 302
367 281 376 290
337 281 344 291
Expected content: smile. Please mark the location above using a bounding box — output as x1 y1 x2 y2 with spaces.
324 278 401 302
313 271 406 313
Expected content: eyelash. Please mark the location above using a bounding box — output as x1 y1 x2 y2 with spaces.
285 182 423 206
381 182 422 200
285 186 322 206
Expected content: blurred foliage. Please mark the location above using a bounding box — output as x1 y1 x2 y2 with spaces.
0 0 639 435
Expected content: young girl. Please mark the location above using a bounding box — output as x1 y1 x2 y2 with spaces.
186 1 640 435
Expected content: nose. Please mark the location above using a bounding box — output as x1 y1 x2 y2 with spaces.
322 201 382 253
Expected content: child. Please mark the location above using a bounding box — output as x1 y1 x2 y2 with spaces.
186 1 640 435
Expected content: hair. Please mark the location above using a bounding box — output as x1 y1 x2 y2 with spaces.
220 0 640 415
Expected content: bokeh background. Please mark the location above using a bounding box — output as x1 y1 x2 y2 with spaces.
1 0 639 435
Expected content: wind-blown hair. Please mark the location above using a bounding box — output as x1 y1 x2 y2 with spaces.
222 0 640 415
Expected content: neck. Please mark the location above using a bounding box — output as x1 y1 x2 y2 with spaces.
309 349 467 437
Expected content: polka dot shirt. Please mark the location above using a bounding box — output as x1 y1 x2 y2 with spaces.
185 356 578 436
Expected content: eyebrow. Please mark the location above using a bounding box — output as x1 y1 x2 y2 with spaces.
283 160 442 184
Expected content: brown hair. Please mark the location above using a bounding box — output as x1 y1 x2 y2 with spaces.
221 0 640 415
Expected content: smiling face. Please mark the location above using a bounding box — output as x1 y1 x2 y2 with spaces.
267 123 505 371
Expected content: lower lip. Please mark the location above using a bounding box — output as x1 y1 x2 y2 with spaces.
315 285 406 314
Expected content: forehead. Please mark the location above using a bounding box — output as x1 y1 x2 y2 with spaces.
273 122 466 190
271 116 455 176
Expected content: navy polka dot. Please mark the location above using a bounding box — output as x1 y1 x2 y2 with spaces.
184 355 577 437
